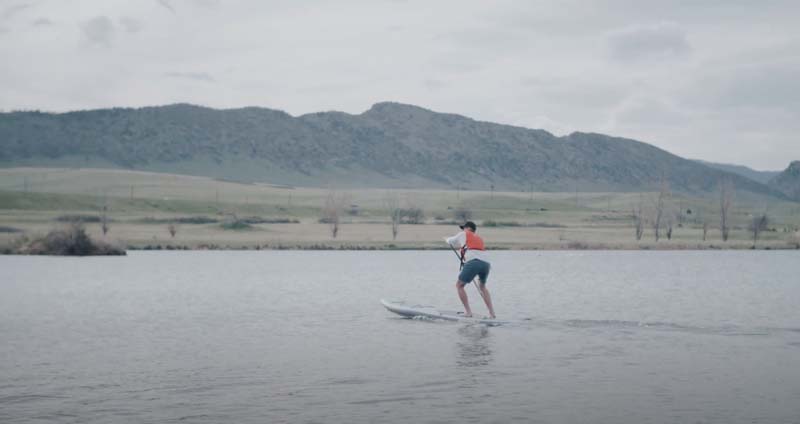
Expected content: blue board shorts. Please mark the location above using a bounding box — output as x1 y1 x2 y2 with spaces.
458 259 490 285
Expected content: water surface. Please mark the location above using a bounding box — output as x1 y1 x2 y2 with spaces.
2 251 799 423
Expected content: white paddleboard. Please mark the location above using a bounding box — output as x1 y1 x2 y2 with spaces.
380 299 507 325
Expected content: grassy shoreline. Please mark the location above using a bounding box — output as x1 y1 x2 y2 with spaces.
1 167 798 254
121 243 798 251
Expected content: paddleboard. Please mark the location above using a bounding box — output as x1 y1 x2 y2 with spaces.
380 299 507 325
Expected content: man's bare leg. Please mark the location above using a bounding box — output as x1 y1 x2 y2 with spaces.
479 282 496 319
456 281 472 317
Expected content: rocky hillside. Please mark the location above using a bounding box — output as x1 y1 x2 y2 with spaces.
769 161 800 201
0 102 788 197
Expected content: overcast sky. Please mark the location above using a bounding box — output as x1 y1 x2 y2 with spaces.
1 0 798 170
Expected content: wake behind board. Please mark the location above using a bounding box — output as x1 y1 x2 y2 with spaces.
381 299 508 325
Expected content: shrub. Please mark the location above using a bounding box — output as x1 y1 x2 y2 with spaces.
239 216 299 224
55 214 101 223
529 222 567 228
221 221 252 230
17 223 125 256
452 206 472 222
0 226 22 233
221 214 253 230
483 220 523 227
400 208 424 224
139 216 218 224
483 220 564 228
175 216 218 224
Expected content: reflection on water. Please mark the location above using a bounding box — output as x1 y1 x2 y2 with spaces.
456 325 492 368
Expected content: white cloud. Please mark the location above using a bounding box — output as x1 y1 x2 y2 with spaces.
608 22 691 62
164 71 216 83
119 16 143 33
190 0 220 7
32 17 53 27
689 62 800 110
611 95 689 127
156 0 176 14
0 1 798 169
80 16 115 46
2 3 31 20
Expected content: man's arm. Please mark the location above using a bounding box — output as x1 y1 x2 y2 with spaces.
444 231 466 248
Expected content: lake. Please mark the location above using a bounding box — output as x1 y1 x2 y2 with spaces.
2 251 799 423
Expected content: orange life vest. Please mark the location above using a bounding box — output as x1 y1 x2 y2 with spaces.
460 230 485 261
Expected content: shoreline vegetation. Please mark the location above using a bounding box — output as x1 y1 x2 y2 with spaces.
4 223 125 256
1 167 798 255
124 242 798 251
4 226 798 255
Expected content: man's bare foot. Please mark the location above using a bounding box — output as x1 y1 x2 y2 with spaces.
458 311 473 317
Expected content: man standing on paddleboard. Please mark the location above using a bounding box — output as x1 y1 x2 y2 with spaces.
445 221 496 319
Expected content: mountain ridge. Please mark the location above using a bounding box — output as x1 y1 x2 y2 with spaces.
0 102 792 198
693 159 780 184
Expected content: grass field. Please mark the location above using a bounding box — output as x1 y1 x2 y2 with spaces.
1 167 799 250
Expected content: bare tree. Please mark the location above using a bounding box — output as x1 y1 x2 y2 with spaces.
651 178 669 242
402 207 424 224
402 196 424 224
693 204 709 242
322 190 348 239
719 178 734 242
385 192 401 240
749 213 768 247
101 204 110 236
633 194 645 241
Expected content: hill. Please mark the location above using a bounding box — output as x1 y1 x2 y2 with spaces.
0 102 787 197
769 161 800 201
693 160 780 184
